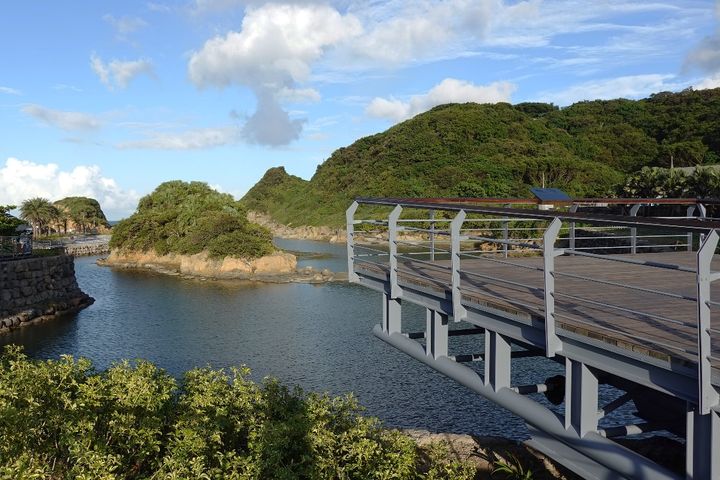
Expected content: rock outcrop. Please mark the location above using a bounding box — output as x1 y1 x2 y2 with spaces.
99 249 340 283
0 254 94 333
248 212 347 243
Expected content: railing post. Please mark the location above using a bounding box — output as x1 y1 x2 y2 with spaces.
503 204 510 259
569 204 578 252
696 230 720 415
388 205 404 299
451 210 467 322
543 218 563 357
629 204 641 254
429 209 436 262
687 205 696 252
346 201 359 283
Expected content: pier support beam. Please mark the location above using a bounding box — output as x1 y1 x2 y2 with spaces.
565 359 599 437
686 406 720 479
425 309 448 359
484 331 511 391
382 293 401 334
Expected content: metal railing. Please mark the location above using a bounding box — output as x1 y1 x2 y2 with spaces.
0 236 33 259
347 197 720 415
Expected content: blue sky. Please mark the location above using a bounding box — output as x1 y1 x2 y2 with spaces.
1 0 719 219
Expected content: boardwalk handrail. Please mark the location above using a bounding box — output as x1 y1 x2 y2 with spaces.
348 197 720 478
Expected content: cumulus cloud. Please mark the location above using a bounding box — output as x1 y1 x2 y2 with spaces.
0 157 139 219
188 3 361 145
0 86 21 95
685 0 720 86
21 104 102 131
696 73 720 90
91 53 154 90
117 126 241 150
540 74 682 106
366 78 516 122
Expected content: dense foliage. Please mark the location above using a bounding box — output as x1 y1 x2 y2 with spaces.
0 347 475 479
0 205 22 236
19 197 60 236
242 88 720 227
620 166 720 199
54 196 110 233
110 181 274 259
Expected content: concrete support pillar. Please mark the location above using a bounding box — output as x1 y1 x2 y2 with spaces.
565 359 599 437
484 330 511 391
686 405 720 479
425 308 448 359
382 293 401 334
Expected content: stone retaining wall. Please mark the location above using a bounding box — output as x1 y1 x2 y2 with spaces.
0 254 94 332
64 242 110 256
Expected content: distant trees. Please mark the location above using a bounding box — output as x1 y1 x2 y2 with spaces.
54 197 109 234
19 197 58 236
0 205 23 236
620 167 720 199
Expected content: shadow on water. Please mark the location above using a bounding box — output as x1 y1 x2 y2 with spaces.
0 241 639 439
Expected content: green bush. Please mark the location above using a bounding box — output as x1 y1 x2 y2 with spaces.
110 181 274 260
0 346 475 479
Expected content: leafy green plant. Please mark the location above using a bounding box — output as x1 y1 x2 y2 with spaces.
0 346 479 479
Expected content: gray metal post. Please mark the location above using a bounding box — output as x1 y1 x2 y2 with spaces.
565 359 599 437
484 330 511 391
696 230 720 415
503 204 510 259
543 218 563 357
346 201 360 282
451 210 467 322
382 293 401 334
569 204 578 252
686 404 720 479
687 206 696 252
629 204 641 254
429 209 436 262
426 308 448 359
388 205 404 299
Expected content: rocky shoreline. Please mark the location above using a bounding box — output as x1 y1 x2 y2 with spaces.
98 249 346 283
248 211 347 243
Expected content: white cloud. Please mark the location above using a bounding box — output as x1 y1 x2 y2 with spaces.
117 126 240 150
366 78 516 122
0 157 139 219
21 104 102 131
540 74 684 106
0 86 21 95
685 1 720 76
91 54 154 90
103 14 148 36
188 3 361 145
696 73 720 90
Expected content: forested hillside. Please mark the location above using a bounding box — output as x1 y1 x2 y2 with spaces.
242 88 720 227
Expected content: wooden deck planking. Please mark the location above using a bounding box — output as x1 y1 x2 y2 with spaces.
355 251 720 379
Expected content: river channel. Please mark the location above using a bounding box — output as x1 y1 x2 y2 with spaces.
1 239 638 439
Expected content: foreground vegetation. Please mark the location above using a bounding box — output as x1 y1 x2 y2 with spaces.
242 88 720 227
110 181 274 259
0 347 478 479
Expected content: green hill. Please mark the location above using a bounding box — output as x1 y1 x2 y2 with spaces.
111 181 274 259
54 196 110 232
242 88 720 227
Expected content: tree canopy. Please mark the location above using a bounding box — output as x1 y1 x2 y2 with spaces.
110 181 274 259
0 205 23 236
242 88 720 227
54 196 109 233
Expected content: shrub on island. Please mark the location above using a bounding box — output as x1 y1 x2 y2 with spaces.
0 346 475 479
110 181 274 260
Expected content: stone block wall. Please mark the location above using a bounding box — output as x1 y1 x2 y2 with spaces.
0 254 94 332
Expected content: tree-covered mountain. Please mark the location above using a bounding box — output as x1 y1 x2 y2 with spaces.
54 196 110 233
242 88 720 227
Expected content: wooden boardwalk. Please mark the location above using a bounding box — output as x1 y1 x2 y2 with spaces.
356 251 720 383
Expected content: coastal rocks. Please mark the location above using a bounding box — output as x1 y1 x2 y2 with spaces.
99 249 345 284
0 254 94 333
248 211 347 243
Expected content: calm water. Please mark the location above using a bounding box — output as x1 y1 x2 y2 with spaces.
1 239 635 439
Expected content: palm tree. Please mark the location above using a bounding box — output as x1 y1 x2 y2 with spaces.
20 197 54 236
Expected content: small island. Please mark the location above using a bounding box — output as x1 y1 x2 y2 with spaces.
101 181 336 283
